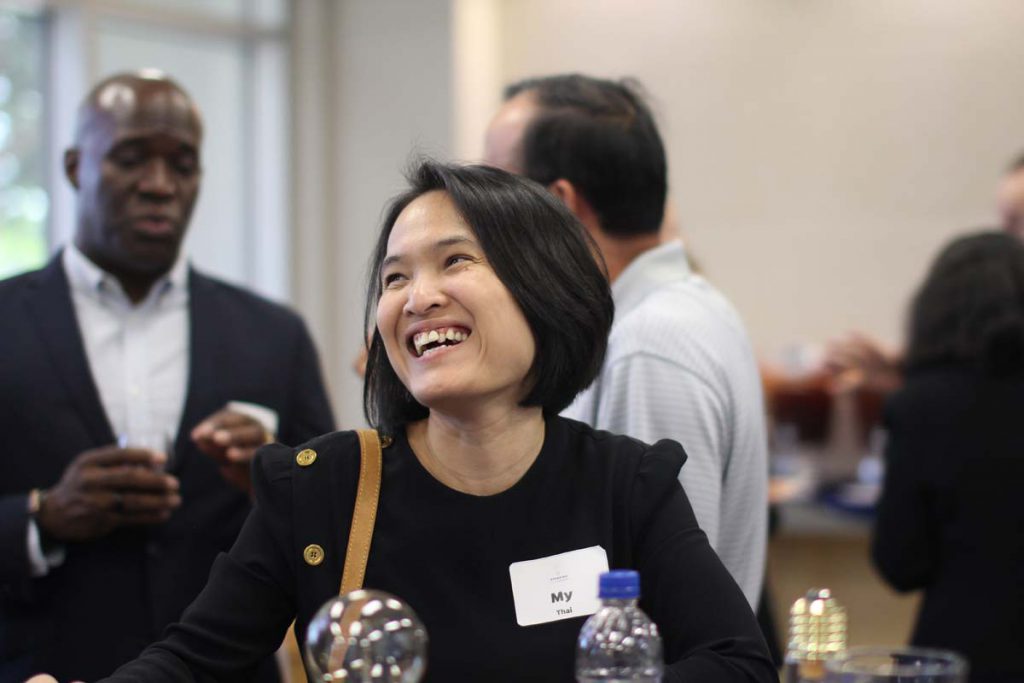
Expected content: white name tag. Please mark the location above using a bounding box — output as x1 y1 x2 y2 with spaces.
508 546 609 627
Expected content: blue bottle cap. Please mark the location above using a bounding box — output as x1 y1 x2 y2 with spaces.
598 570 640 599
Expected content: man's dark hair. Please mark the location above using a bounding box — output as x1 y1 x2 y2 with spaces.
1007 152 1024 174
504 74 667 237
905 231 1024 375
363 160 615 432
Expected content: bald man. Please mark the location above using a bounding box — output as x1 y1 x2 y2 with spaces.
0 72 334 681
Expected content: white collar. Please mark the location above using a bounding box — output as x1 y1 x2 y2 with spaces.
611 239 694 316
63 242 189 305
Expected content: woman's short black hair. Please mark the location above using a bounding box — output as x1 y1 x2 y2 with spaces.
905 231 1024 376
363 160 615 432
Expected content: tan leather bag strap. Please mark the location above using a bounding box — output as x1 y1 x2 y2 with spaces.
340 429 383 595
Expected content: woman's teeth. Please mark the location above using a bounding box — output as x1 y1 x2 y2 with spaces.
413 327 469 357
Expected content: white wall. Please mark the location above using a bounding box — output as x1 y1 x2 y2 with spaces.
306 0 1024 426
37 2 1024 427
325 0 454 428
461 0 1024 355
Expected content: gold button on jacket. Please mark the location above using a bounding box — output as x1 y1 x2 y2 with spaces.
303 544 325 566
296 448 317 467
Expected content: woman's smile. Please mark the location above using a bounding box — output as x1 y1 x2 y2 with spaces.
409 325 472 358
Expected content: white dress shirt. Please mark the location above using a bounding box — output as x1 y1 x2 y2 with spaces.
28 246 279 577
26 245 189 577
564 240 769 607
64 243 191 443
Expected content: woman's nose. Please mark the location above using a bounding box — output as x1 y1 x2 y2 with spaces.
402 275 447 316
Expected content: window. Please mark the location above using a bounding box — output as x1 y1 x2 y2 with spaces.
0 7 48 278
2 0 290 300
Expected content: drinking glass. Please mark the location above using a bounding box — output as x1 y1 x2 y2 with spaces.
825 646 967 683
305 589 427 682
117 431 176 470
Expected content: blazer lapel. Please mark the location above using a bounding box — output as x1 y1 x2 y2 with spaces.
25 253 115 446
174 268 220 461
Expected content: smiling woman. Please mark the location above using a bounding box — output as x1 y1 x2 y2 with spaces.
365 161 613 434
373 190 539 426
91 161 776 683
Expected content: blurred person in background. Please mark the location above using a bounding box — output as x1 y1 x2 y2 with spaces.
0 71 334 681
483 74 769 609
872 231 1024 683
826 153 1024 393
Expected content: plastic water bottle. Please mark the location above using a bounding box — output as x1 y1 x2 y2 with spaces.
575 570 664 683
783 588 846 683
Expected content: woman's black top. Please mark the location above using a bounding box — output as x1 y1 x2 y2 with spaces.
872 366 1024 683
102 416 775 682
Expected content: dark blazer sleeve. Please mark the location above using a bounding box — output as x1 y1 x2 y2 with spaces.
871 395 937 592
632 440 777 683
279 317 335 445
0 494 32 585
0 264 93 589
99 443 298 682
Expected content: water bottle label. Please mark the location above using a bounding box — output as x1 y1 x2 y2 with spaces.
508 545 608 626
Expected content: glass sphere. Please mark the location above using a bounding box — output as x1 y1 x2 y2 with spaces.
305 589 428 682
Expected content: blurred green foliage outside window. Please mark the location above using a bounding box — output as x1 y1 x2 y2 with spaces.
0 8 48 279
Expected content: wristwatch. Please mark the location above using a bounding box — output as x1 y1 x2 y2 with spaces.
27 488 47 518
27 487 60 555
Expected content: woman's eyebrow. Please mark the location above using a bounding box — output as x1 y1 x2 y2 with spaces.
381 235 478 270
432 235 477 251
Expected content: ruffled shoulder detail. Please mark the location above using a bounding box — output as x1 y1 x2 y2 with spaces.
630 438 688 538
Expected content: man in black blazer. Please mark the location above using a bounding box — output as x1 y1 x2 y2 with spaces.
0 72 335 682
